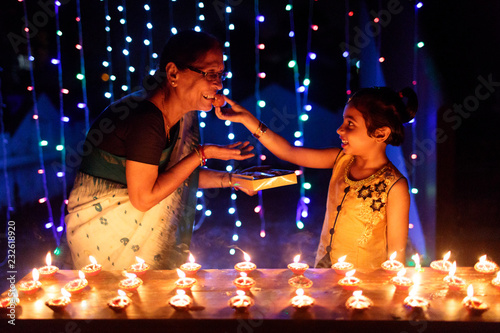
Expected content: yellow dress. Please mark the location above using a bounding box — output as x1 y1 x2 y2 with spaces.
315 151 404 272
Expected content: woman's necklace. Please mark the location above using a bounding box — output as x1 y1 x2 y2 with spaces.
344 157 389 188
161 98 170 142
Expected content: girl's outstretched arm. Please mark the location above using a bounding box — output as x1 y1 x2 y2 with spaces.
386 177 410 263
216 96 340 169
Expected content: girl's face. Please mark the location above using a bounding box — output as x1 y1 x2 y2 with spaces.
176 48 224 112
337 104 378 155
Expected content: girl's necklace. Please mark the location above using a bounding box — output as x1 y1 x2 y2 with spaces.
344 157 389 188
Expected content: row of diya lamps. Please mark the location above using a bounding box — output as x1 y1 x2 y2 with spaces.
0 253 203 312
284 251 500 313
2 250 499 315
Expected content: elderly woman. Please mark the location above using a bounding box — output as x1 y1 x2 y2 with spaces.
65 31 253 270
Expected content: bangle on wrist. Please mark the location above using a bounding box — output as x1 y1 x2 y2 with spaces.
253 121 268 139
228 172 233 188
194 145 206 167
199 144 207 166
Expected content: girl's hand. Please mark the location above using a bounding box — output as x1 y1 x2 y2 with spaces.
214 96 255 124
202 141 254 161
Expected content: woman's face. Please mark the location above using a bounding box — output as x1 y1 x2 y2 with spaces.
176 48 224 112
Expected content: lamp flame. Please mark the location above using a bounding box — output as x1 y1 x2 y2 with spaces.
61 288 71 298
125 272 137 279
389 251 397 261
135 256 145 264
296 288 304 296
189 253 195 263
78 270 86 280
449 261 457 277
353 290 362 297
236 290 245 297
467 284 474 298
176 268 186 279
397 268 407 277
293 254 300 263
243 251 251 262
443 251 451 262
345 269 356 277
45 252 52 266
118 289 126 297
32 268 39 282
338 255 347 263
412 253 420 265
177 289 186 296
479 255 487 263
89 256 97 265
240 272 247 278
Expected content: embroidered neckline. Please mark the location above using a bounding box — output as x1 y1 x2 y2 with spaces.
344 157 390 188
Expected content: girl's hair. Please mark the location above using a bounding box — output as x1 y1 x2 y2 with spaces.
348 87 418 146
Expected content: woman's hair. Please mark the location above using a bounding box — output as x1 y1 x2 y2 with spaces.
348 87 418 146
145 31 223 91
158 30 222 73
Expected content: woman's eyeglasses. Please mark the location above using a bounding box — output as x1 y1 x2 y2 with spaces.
186 65 227 82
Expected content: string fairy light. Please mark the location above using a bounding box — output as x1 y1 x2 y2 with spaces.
53 0 68 244
20 0 56 243
102 0 115 101
0 67 14 266
75 0 90 132
286 1 314 230
253 0 267 239
118 0 132 92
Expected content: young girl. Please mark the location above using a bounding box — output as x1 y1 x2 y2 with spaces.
216 87 418 271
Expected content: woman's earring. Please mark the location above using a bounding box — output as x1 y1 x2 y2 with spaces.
171 81 176 87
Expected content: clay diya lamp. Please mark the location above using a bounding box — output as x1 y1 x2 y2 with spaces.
345 290 373 310
229 289 254 313
474 255 499 274
118 272 143 292
234 251 257 273
169 289 193 311
491 272 500 289
390 268 414 290
403 288 430 310
381 251 404 273
290 288 315 312
128 256 150 276
64 270 88 294
288 254 309 275
174 269 197 290
81 255 102 277
38 252 59 278
108 289 132 311
430 251 453 274
180 253 202 276
443 261 466 290
233 272 256 291
45 288 71 312
0 291 19 312
18 268 42 295
338 269 361 291
462 284 488 314
332 255 354 275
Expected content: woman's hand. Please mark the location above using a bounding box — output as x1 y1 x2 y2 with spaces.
203 141 254 161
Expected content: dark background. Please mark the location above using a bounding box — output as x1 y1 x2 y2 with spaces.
1 0 499 291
